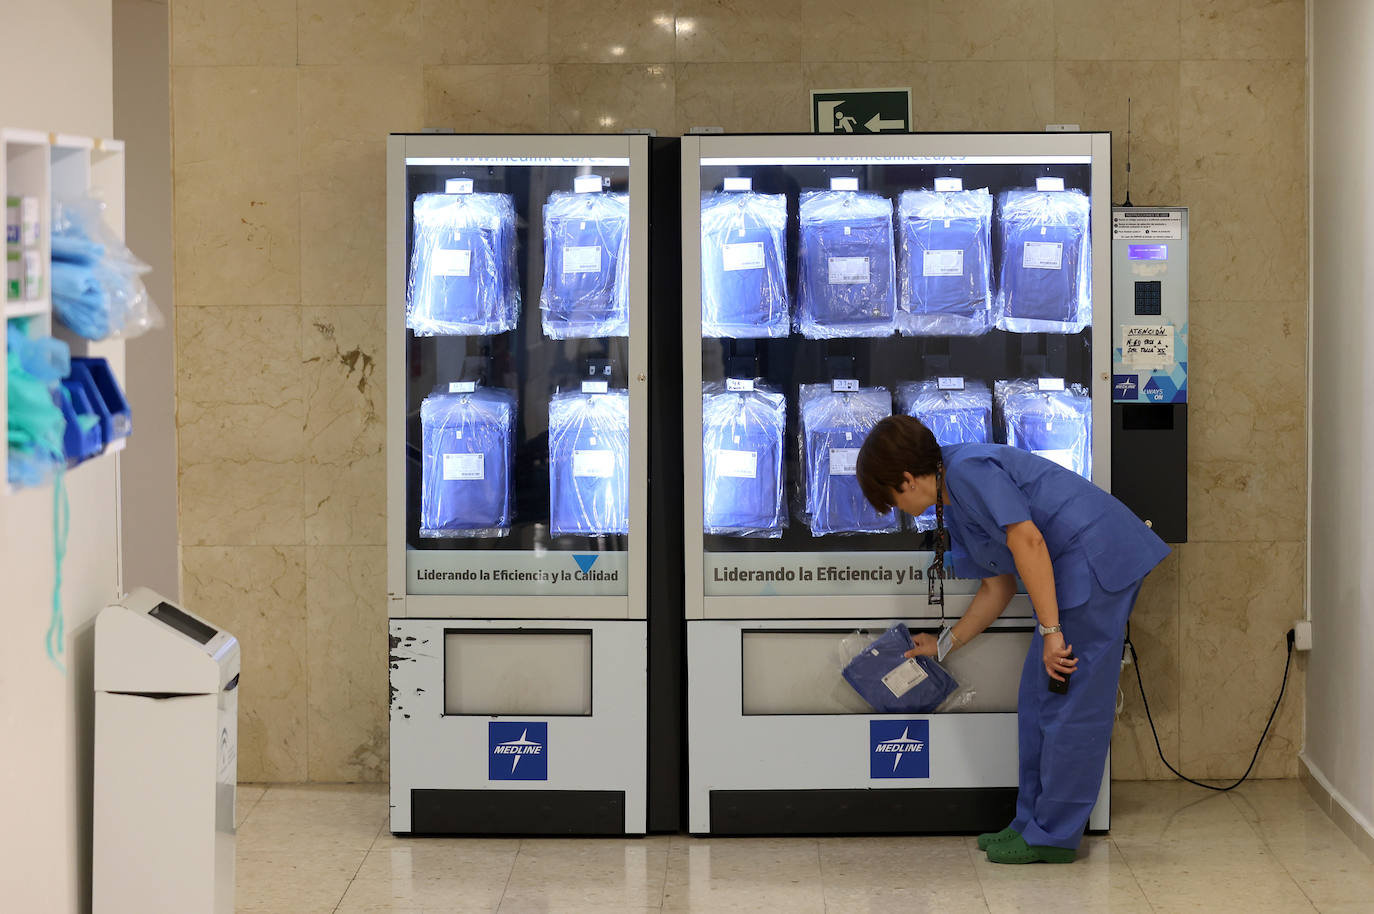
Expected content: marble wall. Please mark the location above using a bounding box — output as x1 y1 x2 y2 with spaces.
167 0 1309 782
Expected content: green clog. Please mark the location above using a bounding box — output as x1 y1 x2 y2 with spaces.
976 827 1021 851
986 835 1077 864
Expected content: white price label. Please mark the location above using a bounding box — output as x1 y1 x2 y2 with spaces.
1037 377 1066 391
725 377 755 392
573 449 616 479
934 177 963 192
923 249 964 277
442 452 485 481
830 177 860 191
1036 177 1066 191
1033 448 1077 472
1023 241 1063 270
832 379 859 392
829 447 860 476
828 256 870 285
445 178 474 194
581 380 609 394
574 175 603 193
882 658 929 698
722 241 766 272
723 177 753 191
431 248 472 277
937 377 965 391
563 245 602 274
448 381 477 393
715 449 758 479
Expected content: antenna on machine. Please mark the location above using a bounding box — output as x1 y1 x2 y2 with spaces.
1123 97 1134 207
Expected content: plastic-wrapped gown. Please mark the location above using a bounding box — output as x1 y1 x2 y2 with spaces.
799 383 900 535
540 191 630 339
702 382 787 536
407 193 520 337
841 623 958 713
897 380 993 531
700 192 790 338
994 379 1092 479
797 190 897 339
897 188 993 336
419 387 516 537
548 388 631 536
994 187 1092 334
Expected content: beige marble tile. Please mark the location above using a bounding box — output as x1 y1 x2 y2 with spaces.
1187 300 1306 540
928 0 1055 61
550 64 675 135
306 546 389 781
176 306 305 546
1227 780 1361 856
1109 779 1263 848
548 0 675 63
303 308 386 546
1181 0 1306 60
926 62 1054 132
800 0 925 62
1178 542 1305 779
298 0 424 65
1120 842 1317 913
675 63 808 134
236 853 360 914
1179 60 1307 303
238 784 389 855
236 784 268 828
1055 61 1180 205
973 837 1152 912
183 547 307 782
424 65 551 133
675 0 803 63
171 0 297 66
1055 0 1181 60
662 837 824 912
172 67 300 307
819 836 988 912
1112 551 1180 781
423 0 549 65
501 838 670 908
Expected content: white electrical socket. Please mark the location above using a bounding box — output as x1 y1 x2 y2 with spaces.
1293 620 1313 651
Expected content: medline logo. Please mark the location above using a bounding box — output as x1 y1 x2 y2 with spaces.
489 722 547 781
1114 374 1138 398
870 720 930 779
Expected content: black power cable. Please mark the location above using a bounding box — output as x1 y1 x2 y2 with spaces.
1123 624 1295 792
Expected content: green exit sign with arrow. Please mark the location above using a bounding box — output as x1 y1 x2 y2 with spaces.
811 88 911 134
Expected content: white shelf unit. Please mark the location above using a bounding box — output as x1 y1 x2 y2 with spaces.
2 128 126 495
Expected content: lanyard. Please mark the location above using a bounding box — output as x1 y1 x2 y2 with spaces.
927 462 948 623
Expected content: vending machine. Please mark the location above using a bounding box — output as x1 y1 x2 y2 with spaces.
386 134 652 835
681 132 1113 834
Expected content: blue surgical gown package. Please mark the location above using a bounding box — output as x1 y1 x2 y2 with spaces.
419 387 516 538
540 191 631 339
994 188 1092 334
842 623 958 714
798 384 900 536
995 379 1093 479
407 193 520 337
549 389 630 536
700 192 790 338
797 190 897 339
702 382 787 536
897 380 993 531
897 189 993 336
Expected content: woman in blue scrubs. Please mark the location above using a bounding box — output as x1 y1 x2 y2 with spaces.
856 415 1169 864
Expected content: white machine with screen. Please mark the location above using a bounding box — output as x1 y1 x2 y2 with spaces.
94 587 239 914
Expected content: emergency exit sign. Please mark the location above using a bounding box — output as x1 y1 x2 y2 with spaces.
811 88 911 134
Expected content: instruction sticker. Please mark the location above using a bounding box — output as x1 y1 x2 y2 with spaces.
1113 210 1182 240
923 249 964 277
716 449 759 479
443 453 485 481
882 658 929 698
1023 241 1063 270
828 256 871 285
1122 324 1174 370
829 447 860 476
562 245 602 274
431 248 472 277
722 241 766 272
573 449 615 479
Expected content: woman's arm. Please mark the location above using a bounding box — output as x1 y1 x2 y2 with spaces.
907 573 1015 657
1006 519 1077 681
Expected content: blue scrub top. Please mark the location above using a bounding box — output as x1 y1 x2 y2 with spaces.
940 443 1170 607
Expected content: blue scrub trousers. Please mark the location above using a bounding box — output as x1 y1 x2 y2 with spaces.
1011 578 1141 849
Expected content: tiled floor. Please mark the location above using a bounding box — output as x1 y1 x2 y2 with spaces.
234 780 1374 913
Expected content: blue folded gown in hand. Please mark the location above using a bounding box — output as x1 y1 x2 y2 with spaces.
842 623 959 713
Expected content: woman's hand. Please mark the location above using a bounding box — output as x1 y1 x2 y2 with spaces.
1043 631 1077 682
905 633 939 658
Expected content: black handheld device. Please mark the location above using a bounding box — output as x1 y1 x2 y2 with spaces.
1048 653 1075 694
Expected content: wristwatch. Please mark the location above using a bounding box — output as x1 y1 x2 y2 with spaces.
1038 623 1062 636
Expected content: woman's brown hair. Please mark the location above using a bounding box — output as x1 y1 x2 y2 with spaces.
855 414 943 513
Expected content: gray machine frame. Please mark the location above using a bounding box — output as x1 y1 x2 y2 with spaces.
681 132 1113 835
386 134 651 834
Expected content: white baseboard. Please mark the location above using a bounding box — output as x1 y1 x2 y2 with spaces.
1299 752 1374 864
